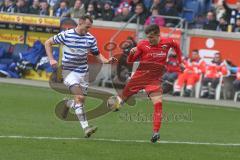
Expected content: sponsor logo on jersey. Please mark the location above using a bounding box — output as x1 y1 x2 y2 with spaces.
161 45 168 50
151 51 167 58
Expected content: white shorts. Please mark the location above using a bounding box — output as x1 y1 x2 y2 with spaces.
62 70 89 95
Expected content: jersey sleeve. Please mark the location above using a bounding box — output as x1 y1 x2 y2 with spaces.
171 40 182 64
127 42 143 63
220 62 228 76
90 37 100 56
53 31 66 44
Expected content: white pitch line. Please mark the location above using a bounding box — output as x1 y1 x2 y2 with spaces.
0 135 240 147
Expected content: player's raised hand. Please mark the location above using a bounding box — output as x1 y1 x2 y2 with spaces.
50 59 58 68
129 47 137 55
107 57 118 64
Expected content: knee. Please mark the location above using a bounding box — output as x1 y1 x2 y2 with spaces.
150 92 162 104
75 95 85 103
169 73 178 82
202 78 209 86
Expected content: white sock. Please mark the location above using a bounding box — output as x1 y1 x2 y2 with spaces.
80 121 89 129
74 104 89 129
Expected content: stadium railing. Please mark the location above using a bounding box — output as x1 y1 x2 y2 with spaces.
234 91 240 102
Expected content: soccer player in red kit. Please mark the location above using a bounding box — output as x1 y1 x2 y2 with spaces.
108 24 182 143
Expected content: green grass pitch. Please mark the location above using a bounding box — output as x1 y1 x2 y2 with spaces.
0 83 240 160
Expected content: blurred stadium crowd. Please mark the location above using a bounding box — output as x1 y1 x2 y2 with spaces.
0 0 240 101
0 0 240 32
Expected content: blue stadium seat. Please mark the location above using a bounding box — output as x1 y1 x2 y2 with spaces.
0 58 14 65
12 43 29 61
182 10 194 23
182 0 200 23
52 47 59 61
0 42 11 57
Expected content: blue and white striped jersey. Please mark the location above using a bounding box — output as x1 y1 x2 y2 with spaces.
53 28 99 74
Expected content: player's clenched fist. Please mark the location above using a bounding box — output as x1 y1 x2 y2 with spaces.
107 57 118 64
130 47 137 55
49 59 58 68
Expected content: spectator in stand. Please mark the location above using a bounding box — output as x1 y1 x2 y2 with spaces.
111 0 122 8
131 3 148 25
172 0 183 14
201 52 228 99
159 0 179 27
199 0 212 15
96 1 103 19
102 1 114 21
115 1 132 15
66 0 85 18
115 36 137 83
16 0 28 13
29 0 40 15
47 0 60 13
67 0 75 8
39 1 49 16
144 6 165 27
55 0 69 17
233 67 240 93
86 3 98 19
216 16 228 31
113 4 132 22
162 52 182 94
215 1 226 21
223 0 240 26
228 66 240 96
0 0 16 13
194 14 206 29
233 17 240 32
203 11 219 30
173 50 206 97
149 0 165 13
79 0 89 10
130 0 143 13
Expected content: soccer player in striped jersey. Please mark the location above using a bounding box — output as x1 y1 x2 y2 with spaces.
45 15 117 138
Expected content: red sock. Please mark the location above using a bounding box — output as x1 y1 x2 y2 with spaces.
153 102 163 133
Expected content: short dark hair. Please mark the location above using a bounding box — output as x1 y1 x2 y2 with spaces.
79 15 93 23
136 3 144 9
192 49 199 53
144 24 160 35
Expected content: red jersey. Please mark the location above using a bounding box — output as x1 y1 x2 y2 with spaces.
127 38 182 75
183 58 206 75
204 61 228 78
122 38 182 97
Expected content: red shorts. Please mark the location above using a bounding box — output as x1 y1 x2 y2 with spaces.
122 71 162 98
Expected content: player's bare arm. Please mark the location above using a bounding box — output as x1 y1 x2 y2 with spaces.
95 54 118 64
45 37 58 68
